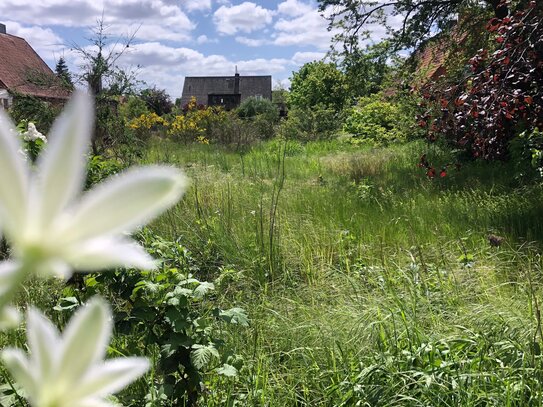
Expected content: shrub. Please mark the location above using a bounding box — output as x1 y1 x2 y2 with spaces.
168 99 215 143
128 111 168 144
140 87 173 116
74 232 248 405
510 127 543 178
282 104 343 141
120 95 150 121
288 61 348 111
237 97 279 140
237 97 278 119
343 95 405 145
9 94 60 133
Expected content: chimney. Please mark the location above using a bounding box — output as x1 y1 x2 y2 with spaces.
234 66 240 95
0 24 6 34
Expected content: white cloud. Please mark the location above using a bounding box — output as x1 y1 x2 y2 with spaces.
0 0 196 43
182 0 212 12
273 10 336 50
236 58 289 74
197 35 217 44
213 2 274 35
235 36 268 47
291 51 326 65
277 0 313 17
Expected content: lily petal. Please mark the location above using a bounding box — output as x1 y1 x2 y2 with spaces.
2 349 36 397
0 111 28 238
0 306 21 331
58 298 111 384
66 358 149 401
61 166 187 243
26 308 60 381
75 399 117 407
64 237 156 271
0 261 21 297
34 91 93 230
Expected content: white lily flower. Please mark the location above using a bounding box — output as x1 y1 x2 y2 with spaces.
0 91 187 279
2 297 149 407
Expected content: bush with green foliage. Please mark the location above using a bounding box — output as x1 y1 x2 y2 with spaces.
343 95 406 145
9 95 60 134
288 61 348 112
85 154 125 189
237 97 279 140
510 127 543 179
281 105 342 141
237 97 277 119
120 95 150 121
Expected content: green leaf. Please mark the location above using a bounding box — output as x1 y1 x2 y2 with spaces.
219 307 249 326
193 281 215 298
191 344 219 370
165 307 189 332
53 296 80 312
216 363 238 377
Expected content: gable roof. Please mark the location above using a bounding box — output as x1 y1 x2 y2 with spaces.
0 32 71 100
180 75 272 106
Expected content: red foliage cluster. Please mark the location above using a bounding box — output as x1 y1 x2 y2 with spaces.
418 1 543 160
418 154 459 179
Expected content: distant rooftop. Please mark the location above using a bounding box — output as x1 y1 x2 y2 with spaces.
180 73 272 109
0 23 71 100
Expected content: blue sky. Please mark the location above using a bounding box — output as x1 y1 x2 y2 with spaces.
1 0 396 98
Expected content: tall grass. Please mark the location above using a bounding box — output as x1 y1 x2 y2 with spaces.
140 137 543 405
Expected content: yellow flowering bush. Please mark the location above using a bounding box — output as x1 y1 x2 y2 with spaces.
127 112 168 144
168 97 228 144
168 113 206 143
128 112 166 131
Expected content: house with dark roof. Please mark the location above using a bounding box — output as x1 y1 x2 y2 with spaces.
180 72 272 110
0 23 71 109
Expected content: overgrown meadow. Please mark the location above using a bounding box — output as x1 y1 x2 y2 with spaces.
4 119 543 405
143 137 543 406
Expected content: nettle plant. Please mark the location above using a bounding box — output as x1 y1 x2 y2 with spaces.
0 92 188 406
76 232 248 405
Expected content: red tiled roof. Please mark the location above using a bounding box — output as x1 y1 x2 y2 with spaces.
415 28 469 83
0 32 71 100
417 41 448 81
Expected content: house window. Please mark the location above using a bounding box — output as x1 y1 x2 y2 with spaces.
255 94 263 101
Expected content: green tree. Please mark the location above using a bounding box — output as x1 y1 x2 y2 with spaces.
288 61 348 111
318 0 513 52
140 87 173 116
71 18 137 154
338 41 393 99
54 57 73 89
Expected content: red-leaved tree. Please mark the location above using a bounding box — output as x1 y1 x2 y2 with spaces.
419 0 542 160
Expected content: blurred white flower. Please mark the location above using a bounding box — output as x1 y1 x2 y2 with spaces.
22 123 47 142
2 297 149 407
0 91 187 279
